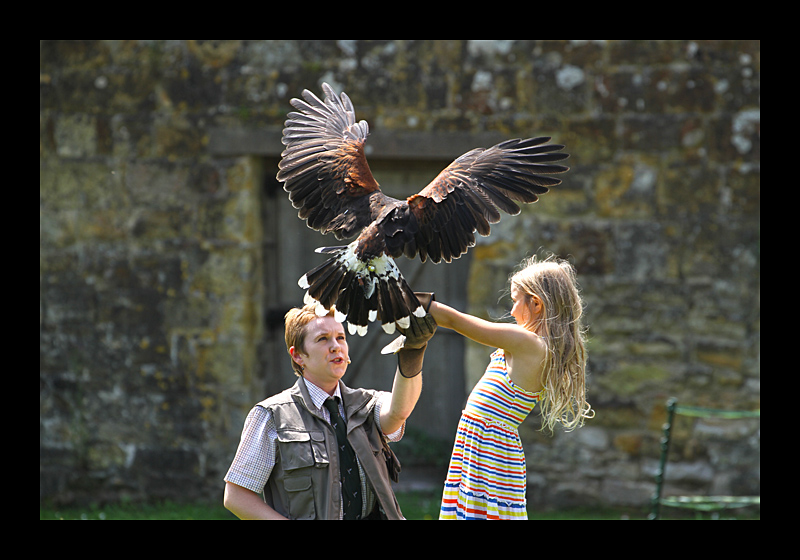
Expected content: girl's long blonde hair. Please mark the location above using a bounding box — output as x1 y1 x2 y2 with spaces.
510 255 594 433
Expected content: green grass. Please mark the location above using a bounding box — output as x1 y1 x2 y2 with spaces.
43 489 757 520
40 500 237 520
40 491 655 520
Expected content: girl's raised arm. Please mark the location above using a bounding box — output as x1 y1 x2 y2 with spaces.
429 301 540 357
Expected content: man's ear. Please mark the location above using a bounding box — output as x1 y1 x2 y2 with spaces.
289 346 305 368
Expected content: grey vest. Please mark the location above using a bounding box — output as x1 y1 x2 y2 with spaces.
257 378 403 520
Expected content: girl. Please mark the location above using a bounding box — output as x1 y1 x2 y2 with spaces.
431 255 594 520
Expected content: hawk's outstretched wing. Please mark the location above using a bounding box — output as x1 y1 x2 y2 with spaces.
277 83 387 240
394 137 569 263
276 83 570 335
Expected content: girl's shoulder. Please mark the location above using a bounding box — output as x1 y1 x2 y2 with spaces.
502 337 546 393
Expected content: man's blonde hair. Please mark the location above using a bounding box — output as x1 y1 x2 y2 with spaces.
284 303 334 376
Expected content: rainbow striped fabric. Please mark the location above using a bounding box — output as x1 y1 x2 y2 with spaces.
440 349 541 520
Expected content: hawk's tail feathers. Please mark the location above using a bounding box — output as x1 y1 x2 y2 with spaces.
298 248 424 336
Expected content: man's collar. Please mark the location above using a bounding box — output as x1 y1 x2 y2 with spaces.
302 377 342 411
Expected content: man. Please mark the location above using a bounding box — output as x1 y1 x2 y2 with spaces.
223 301 435 519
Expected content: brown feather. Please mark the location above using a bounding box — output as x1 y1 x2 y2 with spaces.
277 84 382 241
278 85 570 333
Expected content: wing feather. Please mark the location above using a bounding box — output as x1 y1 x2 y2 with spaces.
284 87 572 334
277 83 383 240
400 137 568 263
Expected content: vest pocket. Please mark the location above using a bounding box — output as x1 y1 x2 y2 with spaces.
276 430 329 519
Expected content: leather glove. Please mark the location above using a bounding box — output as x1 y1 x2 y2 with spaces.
380 293 437 378
380 293 436 354
401 312 437 349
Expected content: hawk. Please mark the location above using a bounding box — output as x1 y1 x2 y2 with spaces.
277 83 569 336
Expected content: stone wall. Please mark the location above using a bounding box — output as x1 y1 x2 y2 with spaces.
40 40 759 509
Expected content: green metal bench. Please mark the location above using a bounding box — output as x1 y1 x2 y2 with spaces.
649 398 760 520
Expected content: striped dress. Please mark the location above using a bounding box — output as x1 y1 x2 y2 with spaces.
440 349 542 520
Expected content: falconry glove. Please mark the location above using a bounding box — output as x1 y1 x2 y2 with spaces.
381 293 437 378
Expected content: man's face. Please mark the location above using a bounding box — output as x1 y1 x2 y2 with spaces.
291 316 349 393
